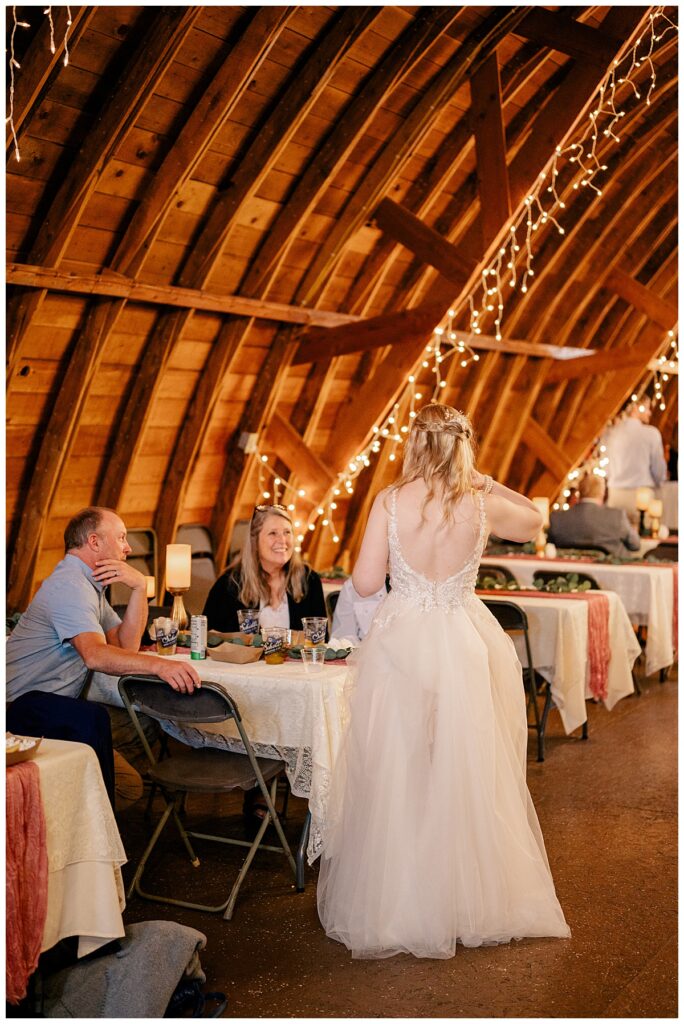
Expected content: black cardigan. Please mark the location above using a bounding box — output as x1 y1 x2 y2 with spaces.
202 565 326 633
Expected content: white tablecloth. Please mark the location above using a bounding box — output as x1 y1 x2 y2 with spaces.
480 556 675 676
478 591 640 735
33 739 127 957
163 655 355 864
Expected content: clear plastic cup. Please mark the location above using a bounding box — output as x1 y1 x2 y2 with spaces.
154 617 178 656
301 616 327 647
237 608 260 634
301 645 326 672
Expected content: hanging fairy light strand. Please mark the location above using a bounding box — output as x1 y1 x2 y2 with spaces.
6 7 31 163
250 8 676 549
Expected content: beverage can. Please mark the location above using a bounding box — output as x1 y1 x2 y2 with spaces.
190 615 207 660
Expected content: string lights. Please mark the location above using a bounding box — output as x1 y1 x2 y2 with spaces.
6 7 30 163
244 8 677 550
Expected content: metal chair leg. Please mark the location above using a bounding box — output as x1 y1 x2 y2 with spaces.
632 670 642 696
296 811 311 892
581 721 588 740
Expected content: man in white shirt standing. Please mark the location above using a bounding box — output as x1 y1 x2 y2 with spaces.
604 397 667 525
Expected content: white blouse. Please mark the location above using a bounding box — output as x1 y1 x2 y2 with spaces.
258 592 290 629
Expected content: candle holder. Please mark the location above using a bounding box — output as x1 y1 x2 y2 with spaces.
169 588 189 631
535 529 547 557
166 543 192 631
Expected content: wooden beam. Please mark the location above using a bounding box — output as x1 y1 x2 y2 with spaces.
374 199 478 286
216 6 465 303
211 330 298 572
295 7 527 307
470 52 511 249
604 267 679 330
111 6 294 279
514 8 623 67
325 6 647 475
6 7 95 152
293 305 445 365
544 338 673 384
6 263 358 329
523 418 573 480
6 7 200 374
263 413 335 494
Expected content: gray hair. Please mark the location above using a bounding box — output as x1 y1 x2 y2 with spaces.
64 507 116 552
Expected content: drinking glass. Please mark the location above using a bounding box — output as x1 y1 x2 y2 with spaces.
154 617 178 656
261 625 289 663
237 608 260 634
301 646 326 672
301 616 327 647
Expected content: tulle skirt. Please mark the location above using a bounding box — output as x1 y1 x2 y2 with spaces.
317 594 571 959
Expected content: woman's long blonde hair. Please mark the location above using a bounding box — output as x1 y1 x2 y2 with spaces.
237 505 307 606
392 403 477 523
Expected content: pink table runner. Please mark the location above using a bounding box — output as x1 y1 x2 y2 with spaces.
478 588 612 701
6 761 49 1004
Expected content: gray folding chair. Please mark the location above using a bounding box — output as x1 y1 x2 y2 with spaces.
118 674 298 919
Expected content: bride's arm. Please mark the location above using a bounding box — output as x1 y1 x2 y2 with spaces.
473 473 544 542
352 490 390 597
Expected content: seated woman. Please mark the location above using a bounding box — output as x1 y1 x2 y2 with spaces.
204 503 326 825
203 503 326 633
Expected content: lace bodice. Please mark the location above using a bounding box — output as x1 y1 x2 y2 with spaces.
386 488 486 613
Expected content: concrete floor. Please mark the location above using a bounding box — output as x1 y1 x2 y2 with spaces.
119 664 677 1018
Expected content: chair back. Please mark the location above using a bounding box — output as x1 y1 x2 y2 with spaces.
483 599 535 675
532 569 601 590
325 590 341 620
646 542 678 562
119 675 240 725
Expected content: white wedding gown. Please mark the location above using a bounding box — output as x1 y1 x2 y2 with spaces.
317 489 570 959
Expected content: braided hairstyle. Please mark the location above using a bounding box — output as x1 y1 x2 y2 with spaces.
393 403 477 523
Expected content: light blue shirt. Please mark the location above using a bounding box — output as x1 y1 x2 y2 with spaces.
605 417 667 489
6 553 121 701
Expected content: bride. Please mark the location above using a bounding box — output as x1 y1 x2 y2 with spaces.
317 403 570 959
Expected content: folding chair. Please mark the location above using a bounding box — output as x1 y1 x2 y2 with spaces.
325 589 340 623
119 674 298 919
483 599 588 761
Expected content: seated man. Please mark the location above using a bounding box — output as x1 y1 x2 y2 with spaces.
548 473 641 558
331 577 389 643
7 507 200 808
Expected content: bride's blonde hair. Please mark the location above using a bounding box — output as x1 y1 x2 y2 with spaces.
393 403 477 523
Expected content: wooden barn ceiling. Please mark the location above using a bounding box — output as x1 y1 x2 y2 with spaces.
6 5 678 605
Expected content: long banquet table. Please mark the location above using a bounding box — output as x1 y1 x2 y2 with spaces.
477 590 641 735
7 739 127 999
480 555 676 676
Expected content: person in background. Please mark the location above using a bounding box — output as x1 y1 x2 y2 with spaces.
548 472 640 557
331 576 390 643
604 397 667 524
6 507 200 809
203 504 326 632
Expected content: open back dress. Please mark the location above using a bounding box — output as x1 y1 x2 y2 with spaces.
317 487 570 959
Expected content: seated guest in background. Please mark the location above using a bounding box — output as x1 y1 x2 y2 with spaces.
548 473 640 558
203 504 326 632
332 576 390 643
604 397 667 523
6 507 200 808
